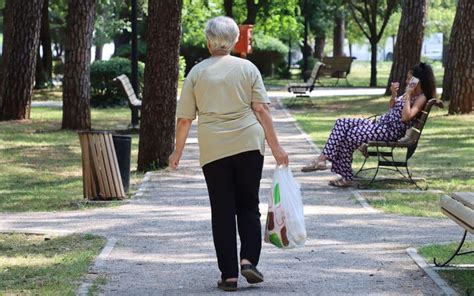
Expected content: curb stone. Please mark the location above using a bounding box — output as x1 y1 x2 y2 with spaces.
406 247 457 296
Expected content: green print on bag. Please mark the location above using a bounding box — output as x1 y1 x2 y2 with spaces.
273 183 281 204
265 182 290 248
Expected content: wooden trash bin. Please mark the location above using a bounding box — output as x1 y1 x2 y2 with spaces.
78 131 126 200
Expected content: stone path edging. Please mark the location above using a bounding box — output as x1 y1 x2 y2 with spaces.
406 248 457 296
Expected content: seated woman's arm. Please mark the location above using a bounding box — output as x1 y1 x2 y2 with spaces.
401 95 427 122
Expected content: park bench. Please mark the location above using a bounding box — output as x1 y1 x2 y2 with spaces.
114 74 142 127
356 98 444 189
287 62 324 97
435 192 474 267
318 56 356 86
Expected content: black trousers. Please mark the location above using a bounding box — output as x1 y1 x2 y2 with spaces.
202 150 264 280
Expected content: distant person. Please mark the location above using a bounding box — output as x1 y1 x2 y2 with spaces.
168 16 289 291
301 63 436 187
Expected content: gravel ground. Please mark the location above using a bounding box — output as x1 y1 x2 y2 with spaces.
2 95 461 295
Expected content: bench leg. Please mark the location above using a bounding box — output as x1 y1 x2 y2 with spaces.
434 230 474 267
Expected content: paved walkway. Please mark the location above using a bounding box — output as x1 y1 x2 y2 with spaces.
3 94 460 295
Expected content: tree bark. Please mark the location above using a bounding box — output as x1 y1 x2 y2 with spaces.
445 0 473 114
333 12 345 57
95 44 104 61
314 34 326 61
0 0 44 121
385 0 428 96
61 0 96 130
224 0 233 18
137 0 182 171
35 0 53 89
244 0 268 24
0 2 14 99
370 41 378 87
244 0 259 24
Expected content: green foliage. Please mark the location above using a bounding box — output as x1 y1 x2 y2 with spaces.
114 40 148 62
178 56 186 81
181 0 221 47
248 33 288 77
94 0 130 47
90 57 144 107
252 33 288 54
53 59 64 75
426 0 456 38
256 0 302 42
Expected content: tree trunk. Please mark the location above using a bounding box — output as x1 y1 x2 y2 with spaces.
302 12 310 81
137 0 182 171
244 0 259 24
287 38 292 73
348 0 398 88
314 34 326 61
224 0 233 18
0 2 14 99
446 0 473 114
95 44 104 61
385 0 428 96
333 12 345 57
113 1 131 55
370 41 378 87
41 0 53 84
0 0 44 121
61 0 96 130
442 33 449 68
35 0 53 89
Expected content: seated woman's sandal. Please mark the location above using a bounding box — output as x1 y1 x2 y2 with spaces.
328 178 353 188
301 159 328 172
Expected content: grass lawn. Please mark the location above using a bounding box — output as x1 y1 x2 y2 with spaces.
32 88 63 101
0 233 105 295
419 242 474 295
0 106 142 212
285 95 474 217
264 60 445 89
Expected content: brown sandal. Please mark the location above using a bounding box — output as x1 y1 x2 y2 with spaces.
328 178 353 188
301 159 328 172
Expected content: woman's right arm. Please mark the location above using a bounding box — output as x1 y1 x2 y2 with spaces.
389 82 399 108
168 118 193 169
252 102 289 166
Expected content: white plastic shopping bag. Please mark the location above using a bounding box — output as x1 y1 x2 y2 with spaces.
264 166 306 248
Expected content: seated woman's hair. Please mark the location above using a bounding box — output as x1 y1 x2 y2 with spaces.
205 16 239 54
411 62 437 99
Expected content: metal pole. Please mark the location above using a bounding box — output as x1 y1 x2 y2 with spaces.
131 0 139 128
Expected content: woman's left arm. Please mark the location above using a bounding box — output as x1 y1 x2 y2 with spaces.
401 94 427 122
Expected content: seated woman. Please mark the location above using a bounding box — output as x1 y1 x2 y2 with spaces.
301 63 437 187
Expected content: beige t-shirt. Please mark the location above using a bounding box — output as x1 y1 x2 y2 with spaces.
176 55 270 167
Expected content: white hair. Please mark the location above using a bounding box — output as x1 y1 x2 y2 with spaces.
205 16 239 54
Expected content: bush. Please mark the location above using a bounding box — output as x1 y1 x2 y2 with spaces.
90 57 144 108
178 56 186 81
90 56 185 108
114 41 186 79
247 33 288 77
113 41 147 62
180 45 210 75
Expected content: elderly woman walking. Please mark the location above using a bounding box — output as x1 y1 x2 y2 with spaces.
168 16 288 291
